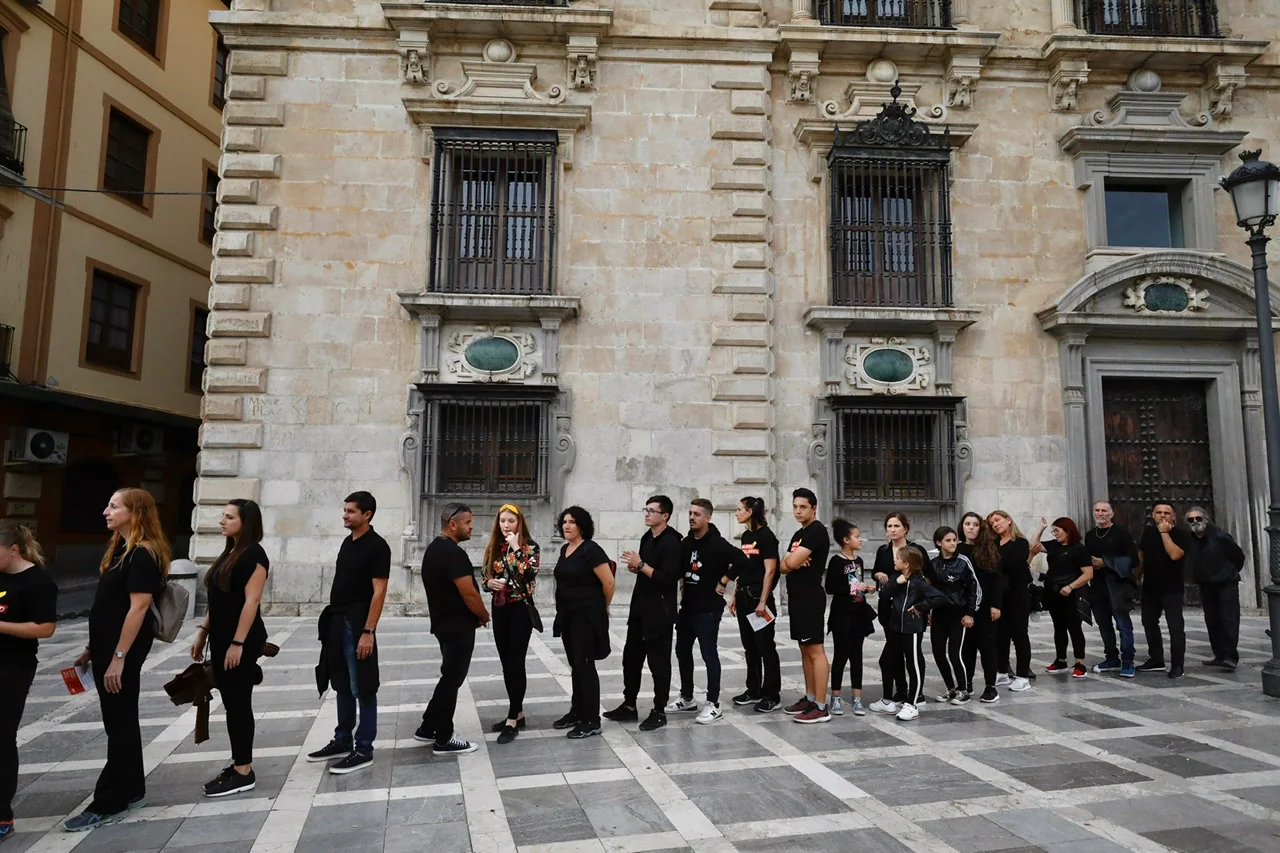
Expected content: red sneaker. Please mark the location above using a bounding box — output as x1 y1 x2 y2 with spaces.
1071 663 1087 679
794 706 832 724
1045 660 1069 674
784 698 814 716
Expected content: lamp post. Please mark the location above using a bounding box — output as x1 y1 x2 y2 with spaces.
1220 149 1280 696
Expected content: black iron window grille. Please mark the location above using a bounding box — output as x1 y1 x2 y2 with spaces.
1076 0 1219 38
422 391 553 498
202 169 220 244
429 129 558 295
104 108 151 203
213 35 229 110
816 0 952 28
829 86 953 308
118 0 162 56
87 269 139 371
189 308 209 392
833 399 957 503
0 120 24 178
0 323 14 378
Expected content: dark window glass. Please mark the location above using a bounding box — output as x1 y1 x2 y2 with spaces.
86 269 139 371
60 460 123 534
202 169 219 244
1104 182 1185 248
424 397 549 497
118 0 161 56
189 308 209 392
104 108 151 203
833 403 956 503
213 35 228 109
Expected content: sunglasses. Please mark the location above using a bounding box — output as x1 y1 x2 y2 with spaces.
1186 516 1204 522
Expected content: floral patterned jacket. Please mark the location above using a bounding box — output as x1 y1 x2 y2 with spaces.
485 541 540 603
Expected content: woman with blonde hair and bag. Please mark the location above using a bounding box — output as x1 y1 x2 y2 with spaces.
65 489 170 833
483 504 540 744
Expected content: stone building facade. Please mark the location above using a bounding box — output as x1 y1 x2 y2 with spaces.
202 0 1280 613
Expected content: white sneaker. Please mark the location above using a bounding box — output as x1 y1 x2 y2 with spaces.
895 703 920 721
695 702 722 725
869 699 901 714
995 672 1012 687
830 696 844 716
1009 677 1032 692
665 697 699 713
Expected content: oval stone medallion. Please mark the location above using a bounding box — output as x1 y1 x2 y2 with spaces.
1144 283 1190 312
863 348 915 383
465 336 521 372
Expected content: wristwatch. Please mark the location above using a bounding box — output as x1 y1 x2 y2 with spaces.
362 628 375 636
113 650 125 660
230 640 244 647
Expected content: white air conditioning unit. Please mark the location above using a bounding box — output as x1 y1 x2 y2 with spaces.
118 423 164 455
9 428 69 464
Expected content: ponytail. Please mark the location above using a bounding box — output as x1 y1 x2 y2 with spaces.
739 496 768 530
0 522 45 567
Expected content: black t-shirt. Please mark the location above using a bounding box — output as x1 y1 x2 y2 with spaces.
1085 525 1138 565
330 528 391 609
554 539 610 611
90 544 163 661
825 553 866 616
207 543 270 653
738 526 780 590
1139 525 1193 592
786 521 829 594
422 536 479 635
997 537 1032 589
1043 541 1091 590
0 565 58 664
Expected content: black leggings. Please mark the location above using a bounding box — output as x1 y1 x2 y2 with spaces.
930 608 970 692
998 584 1032 678
901 632 926 707
213 652 262 766
830 628 864 693
0 661 36 822
963 608 999 689
1047 594 1086 661
493 602 534 719
879 628 908 702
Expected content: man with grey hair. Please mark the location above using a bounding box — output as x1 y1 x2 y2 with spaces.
416 502 489 755
1185 507 1245 671
1084 501 1140 678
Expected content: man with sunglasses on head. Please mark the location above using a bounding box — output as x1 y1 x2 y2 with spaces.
605 496 683 732
1185 507 1244 672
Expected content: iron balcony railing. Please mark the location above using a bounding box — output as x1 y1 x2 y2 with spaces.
0 120 27 177
1077 0 1220 38
425 0 568 5
816 0 953 29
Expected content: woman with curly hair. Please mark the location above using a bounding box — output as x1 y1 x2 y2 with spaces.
553 507 614 740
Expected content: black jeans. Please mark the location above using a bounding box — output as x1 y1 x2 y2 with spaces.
901 632 926 706
1047 594 1086 661
492 603 533 719
998 584 1032 678
621 622 673 709
830 628 863 693
213 653 261 766
1092 572 1137 665
963 608 999 690
1141 590 1185 668
676 611 722 705
89 635 153 815
879 628 907 702
421 630 476 745
930 608 970 691
561 612 601 725
0 661 36 822
1200 582 1240 664
735 592 780 701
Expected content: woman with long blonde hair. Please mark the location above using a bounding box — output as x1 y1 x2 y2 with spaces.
65 489 170 833
483 504 540 744
987 510 1033 694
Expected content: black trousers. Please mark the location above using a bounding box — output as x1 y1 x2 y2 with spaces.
735 593 780 701
930 608 969 692
561 612 601 725
213 652 261 766
621 621 673 709
1200 582 1241 665
830 628 864 692
1141 590 1185 669
421 630 476 745
676 611 722 705
879 627 908 702
963 608 999 689
492 603 533 719
89 635 153 815
901 632 926 706
0 661 36 822
998 584 1032 678
1047 594 1086 661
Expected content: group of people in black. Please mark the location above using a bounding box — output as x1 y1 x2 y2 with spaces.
0 485 1249 839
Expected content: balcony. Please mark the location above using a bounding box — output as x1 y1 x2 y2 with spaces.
815 0 952 30
426 0 567 4
1077 0 1218 38
0 119 26 179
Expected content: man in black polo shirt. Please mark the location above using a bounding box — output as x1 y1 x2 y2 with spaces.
780 488 831 724
605 495 682 732
308 492 391 774
416 502 490 755
1136 502 1192 679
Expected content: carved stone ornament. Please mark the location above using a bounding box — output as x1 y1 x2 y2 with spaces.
399 29 429 86
445 325 538 382
433 39 565 105
1122 276 1210 315
787 47 821 105
821 59 947 125
1049 59 1089 112
567 33 598 90
945 52 983 111
845 338 933 394
1205 61 1247 120
1086 69 1210 130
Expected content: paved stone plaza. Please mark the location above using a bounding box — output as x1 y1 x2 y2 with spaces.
9 611 1280 853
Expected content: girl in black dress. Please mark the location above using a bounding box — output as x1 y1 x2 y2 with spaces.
1033 517 1094 678
825 519 876 717
192 499 270 797
959 514 1005 703
552 507 614 740
66 489 169 833
0 523 57 843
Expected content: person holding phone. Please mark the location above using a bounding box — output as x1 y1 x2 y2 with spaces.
825 519 875 717
481 504 539 744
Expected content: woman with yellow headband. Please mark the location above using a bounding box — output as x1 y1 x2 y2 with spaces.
483 504 541 744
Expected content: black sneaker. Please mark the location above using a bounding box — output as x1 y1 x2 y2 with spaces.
306 740 352 762
552 712 579 730
732 691 759 706
638 709 667 732
1201 658 1226 668
489 718 528 734
1222 660 1238 672
1167 666 1185 679
979 686 999 703
203 766 256 798
413 725 434 743
754 697 780 713
602 703 639 722
328 751 373 775
567 721 601 740
434 737 478 756
1137 659 1166 673
496 725 518 745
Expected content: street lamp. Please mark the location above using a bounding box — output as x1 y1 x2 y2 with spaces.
1220 149 1280 697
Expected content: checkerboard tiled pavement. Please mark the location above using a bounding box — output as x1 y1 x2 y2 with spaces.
9 610 1280 853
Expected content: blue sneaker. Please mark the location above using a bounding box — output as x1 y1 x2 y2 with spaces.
1092 659 1121 673
63 811 122 833
0 820 14 842
1118 662 1136 678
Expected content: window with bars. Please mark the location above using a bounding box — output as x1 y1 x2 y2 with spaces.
832 400 957 503
189 308 209 392
104 108 151 205
202 169 219 244
429 129 557 295
86 269 140 372
118 0 162 56
1076 0 1219 38
829 89 952 308
212 35 229 109
815 0 953 28
422 393 552 498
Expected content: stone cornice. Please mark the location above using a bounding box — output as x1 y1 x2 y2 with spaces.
804 306 982 335
1041 32 1270 70
796 117 978 151
779 23 1000 63
381 2 613 40
398 293 581 323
